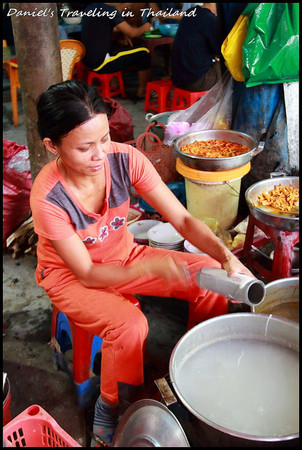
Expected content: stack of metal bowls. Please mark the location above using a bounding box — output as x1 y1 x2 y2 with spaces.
147 222 184 250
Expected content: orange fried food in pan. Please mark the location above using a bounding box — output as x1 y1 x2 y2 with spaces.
181 139 250 158
253 184 299 213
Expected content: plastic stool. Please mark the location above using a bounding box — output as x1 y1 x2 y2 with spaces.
50 294 141 409
171 87 208 110
74 60 89 82
87 70 125 99
242 214 299 282
144 79 174 113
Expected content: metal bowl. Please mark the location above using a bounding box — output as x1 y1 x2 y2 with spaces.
174 129 264 171
145 111 176 140
113 399 190 447
245 177 299 231
145 111 175 127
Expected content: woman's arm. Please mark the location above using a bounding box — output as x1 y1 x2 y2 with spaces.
49 233 188 289
140 181 255 277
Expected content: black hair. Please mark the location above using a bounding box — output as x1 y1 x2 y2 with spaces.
36 80 110 144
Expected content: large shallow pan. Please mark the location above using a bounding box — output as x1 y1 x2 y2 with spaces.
245 176 299 231
174 129 264 171
169 314 299 446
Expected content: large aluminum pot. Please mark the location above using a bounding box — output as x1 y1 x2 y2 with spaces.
174 129 264 171
245 177 299 231
169 314 299 447
253 277 299 322
145 111 176 140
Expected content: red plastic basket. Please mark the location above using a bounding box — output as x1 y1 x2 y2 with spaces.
3 405 81 447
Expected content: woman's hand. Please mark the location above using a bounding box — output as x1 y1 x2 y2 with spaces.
141 22 151 33
222 254 256 279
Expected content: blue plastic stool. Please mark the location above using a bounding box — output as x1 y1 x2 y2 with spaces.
50 294 142 409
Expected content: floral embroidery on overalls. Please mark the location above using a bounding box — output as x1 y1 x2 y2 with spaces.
98 226 109 242
110 216 125 230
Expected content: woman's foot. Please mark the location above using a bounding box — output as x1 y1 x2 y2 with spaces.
136 88 146 98
91 396 119 447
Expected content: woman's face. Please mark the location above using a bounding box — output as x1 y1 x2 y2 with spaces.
45 114 111 177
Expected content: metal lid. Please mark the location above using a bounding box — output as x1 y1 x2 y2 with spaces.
113 399 190 447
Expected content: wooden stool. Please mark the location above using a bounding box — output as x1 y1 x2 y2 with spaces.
144 79 174 113
87 71 125 99
50 294 142 409
171 87 208 110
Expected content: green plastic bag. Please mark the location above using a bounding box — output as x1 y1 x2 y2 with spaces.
242 3 299 87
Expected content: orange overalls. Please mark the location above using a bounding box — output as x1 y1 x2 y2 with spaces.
31 143 228 403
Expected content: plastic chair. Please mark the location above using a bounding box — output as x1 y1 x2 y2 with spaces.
5 61 20 126
3 40 20 126
3 39 11 77
50 294 143 409
87 71 126 99
171 87 208 110
144 79 174 113
74 59 89 82
5 39 85 126
59 39 86 81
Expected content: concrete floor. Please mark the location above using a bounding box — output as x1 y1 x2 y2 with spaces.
3 251 189 446
3 54 192 446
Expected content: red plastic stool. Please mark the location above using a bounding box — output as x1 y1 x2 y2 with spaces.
144 79 174 113
50 294 142 408
171 87 208 110
74 60 89 82
87 70 126 99
242 214 299 282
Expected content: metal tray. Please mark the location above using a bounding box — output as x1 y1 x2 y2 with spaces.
245 176 299 231
113 399 190 447
174 129 264 171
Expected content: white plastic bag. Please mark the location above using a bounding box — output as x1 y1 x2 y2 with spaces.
164 71 234 145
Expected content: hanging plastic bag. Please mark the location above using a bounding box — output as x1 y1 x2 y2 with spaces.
221 14 248 82
242 3 299 87
164 70 234 145
103 98 134 143
3 140 33 248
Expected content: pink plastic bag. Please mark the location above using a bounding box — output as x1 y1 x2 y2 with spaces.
164 71 234 145
3 140 32 248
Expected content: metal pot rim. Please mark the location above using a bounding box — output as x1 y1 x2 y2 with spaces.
264 276 299 290
175 129 258 162
169 313 299 443
145 110 175 123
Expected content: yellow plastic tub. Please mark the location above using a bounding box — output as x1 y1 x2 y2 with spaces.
176 158 251 229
